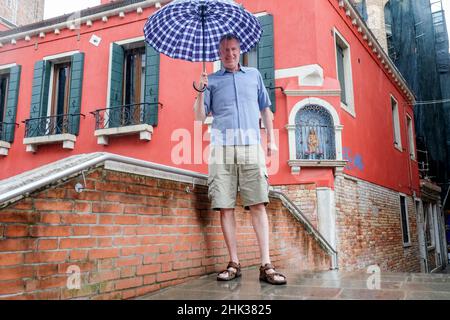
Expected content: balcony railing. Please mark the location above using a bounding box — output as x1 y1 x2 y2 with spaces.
0 122 19 142
23 113 85 138
90 103 162 130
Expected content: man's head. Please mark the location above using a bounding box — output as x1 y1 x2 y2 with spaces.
219 34 241 72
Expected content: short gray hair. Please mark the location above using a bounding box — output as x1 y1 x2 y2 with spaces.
219 34 241 47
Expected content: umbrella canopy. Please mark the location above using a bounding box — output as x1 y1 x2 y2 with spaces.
143 0 262 63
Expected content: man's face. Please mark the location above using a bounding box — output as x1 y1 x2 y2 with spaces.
219 38 241 72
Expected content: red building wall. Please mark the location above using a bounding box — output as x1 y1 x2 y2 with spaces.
0 0 420 198
0 168 331 299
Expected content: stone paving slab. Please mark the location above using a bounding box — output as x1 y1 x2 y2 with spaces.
136 267 450 300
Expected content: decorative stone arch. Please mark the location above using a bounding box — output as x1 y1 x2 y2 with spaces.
286 98 344 173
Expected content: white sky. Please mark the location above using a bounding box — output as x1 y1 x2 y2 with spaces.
44 0 101 19
44 0 450 52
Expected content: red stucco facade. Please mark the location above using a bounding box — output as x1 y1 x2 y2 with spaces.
0 0 420 198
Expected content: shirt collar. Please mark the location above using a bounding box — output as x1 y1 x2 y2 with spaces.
219 64 248 75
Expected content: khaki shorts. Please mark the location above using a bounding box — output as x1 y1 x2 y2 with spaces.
207 145 270 211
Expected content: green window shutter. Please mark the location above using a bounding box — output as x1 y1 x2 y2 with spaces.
68 52 85 135
109 43 124 128
258 14 276 113
29 60 51 137
3 65 21 142
41 61 52 118
144 43 160 126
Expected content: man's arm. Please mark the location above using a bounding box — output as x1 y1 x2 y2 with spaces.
261 107 278 156
193 72 208 122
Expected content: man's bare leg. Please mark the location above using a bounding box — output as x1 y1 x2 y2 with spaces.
249 203 285 282
218 208 239 279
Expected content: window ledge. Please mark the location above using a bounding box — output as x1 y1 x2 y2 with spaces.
23 134 76 153
94 124 153 145
340 102 356 118
394 144 403 152
0 140 11 156
288 159 347 174
284 89 341 97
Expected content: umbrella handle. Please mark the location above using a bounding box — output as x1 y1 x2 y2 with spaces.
193 59 207 92
193 81 207 92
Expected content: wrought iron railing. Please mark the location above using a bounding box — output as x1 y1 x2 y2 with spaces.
90 103 162 130
295 124 336 160
0 122 19 142
23 113 85 138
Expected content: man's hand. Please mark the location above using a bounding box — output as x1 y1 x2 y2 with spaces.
194 72 208 122
261 108 276 157
199 72 208 89
267 141 278 157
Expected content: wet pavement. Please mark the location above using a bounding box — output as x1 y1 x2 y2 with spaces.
136 267 450 300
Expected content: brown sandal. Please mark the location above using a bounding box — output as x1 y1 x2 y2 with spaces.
259 263 287 285
217 261 241 281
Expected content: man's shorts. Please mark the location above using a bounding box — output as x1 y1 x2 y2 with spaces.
207 145 270 211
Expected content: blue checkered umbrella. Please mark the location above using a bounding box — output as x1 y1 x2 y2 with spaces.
143 0 262 63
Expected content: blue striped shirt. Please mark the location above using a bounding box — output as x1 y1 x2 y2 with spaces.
204 66 271 146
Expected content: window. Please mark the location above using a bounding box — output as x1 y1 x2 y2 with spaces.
48 61 71 134
391 95 402 150
406 115 415 159
0 73 9 141
240 47 258 68
334 30 355 116
400 195 411 246
295 105 336 160
123 47 146 106
25 52 84 148
0 74 8 125
0 65 21 145
107 40 160 129
117 46 147 127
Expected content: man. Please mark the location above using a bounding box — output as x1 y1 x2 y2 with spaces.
193 34 286 285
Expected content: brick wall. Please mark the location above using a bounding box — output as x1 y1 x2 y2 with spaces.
0 0 44 26
271 184 318 229
335 174 421 272
0 168 331 300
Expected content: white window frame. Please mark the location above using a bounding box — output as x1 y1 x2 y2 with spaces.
46 62 73 119
406 114 416 160
399 194 411 247
286 97 344 173
0 63 17 72
390 95 402 152
334 28 355 117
